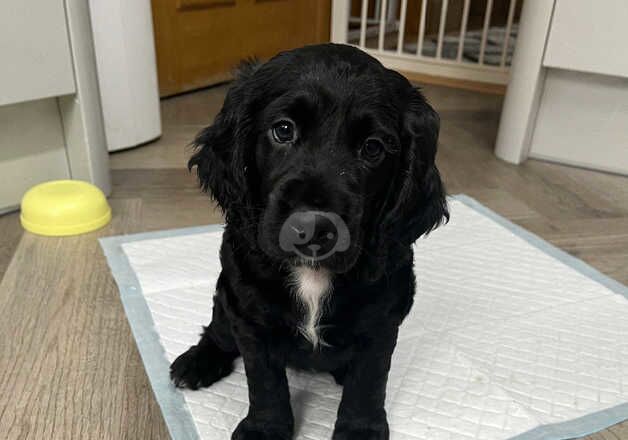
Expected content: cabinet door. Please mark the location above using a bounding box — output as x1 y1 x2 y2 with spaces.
0 99 71 211
529 69 628 175
0 0 75 106
544 0 628 78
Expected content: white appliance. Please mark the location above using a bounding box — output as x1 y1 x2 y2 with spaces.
89 0 161 152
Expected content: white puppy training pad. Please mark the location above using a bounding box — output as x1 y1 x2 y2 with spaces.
100 195 628 440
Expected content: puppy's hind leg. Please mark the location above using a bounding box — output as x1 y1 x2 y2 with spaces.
170 298 239 390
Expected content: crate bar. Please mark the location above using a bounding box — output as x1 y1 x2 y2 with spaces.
500 0 517 67
359 0 369 47
396 0 408 54
478 0 493 65
457 0 470 62
416 0 428 56
436 0 449 59
378 0 389 50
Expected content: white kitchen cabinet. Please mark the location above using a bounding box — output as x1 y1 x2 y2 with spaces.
530 69 628 175
0 100 71 208
544 0 628 79
0 0 110 212
0 1 75 106
495 0 628 175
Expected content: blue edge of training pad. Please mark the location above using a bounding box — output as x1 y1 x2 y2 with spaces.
99 194 628 440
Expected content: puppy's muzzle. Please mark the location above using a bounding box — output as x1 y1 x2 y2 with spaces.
279 211 350 261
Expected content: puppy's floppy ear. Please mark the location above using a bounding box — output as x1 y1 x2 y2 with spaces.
382 81 449 245
188 60 261 215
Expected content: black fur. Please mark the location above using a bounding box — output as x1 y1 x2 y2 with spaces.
171 44 448 439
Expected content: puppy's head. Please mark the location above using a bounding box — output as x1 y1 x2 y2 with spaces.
190 44 448 276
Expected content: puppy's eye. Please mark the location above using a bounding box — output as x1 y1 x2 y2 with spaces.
271 120 297 144
361 138 385 162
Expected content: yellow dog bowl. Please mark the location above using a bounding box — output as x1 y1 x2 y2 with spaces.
20 180 111 236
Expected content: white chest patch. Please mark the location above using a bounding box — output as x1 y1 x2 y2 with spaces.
289 267 332 348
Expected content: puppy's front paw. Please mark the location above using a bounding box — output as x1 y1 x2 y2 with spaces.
332 418 389 440
232 416 292 440
170 344 234 390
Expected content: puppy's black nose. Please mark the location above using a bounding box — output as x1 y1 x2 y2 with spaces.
280 177 331 211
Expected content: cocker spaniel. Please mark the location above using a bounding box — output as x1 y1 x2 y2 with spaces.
170 43 448 440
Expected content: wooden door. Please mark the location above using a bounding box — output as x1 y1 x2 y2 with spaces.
151 0 331 96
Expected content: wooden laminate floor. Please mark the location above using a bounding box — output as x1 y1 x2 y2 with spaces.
1 83 627 439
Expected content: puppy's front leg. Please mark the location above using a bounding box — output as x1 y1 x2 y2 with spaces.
232 334 293 440
332 328 398 440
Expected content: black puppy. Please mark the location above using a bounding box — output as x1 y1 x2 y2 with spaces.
170 44 448 440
